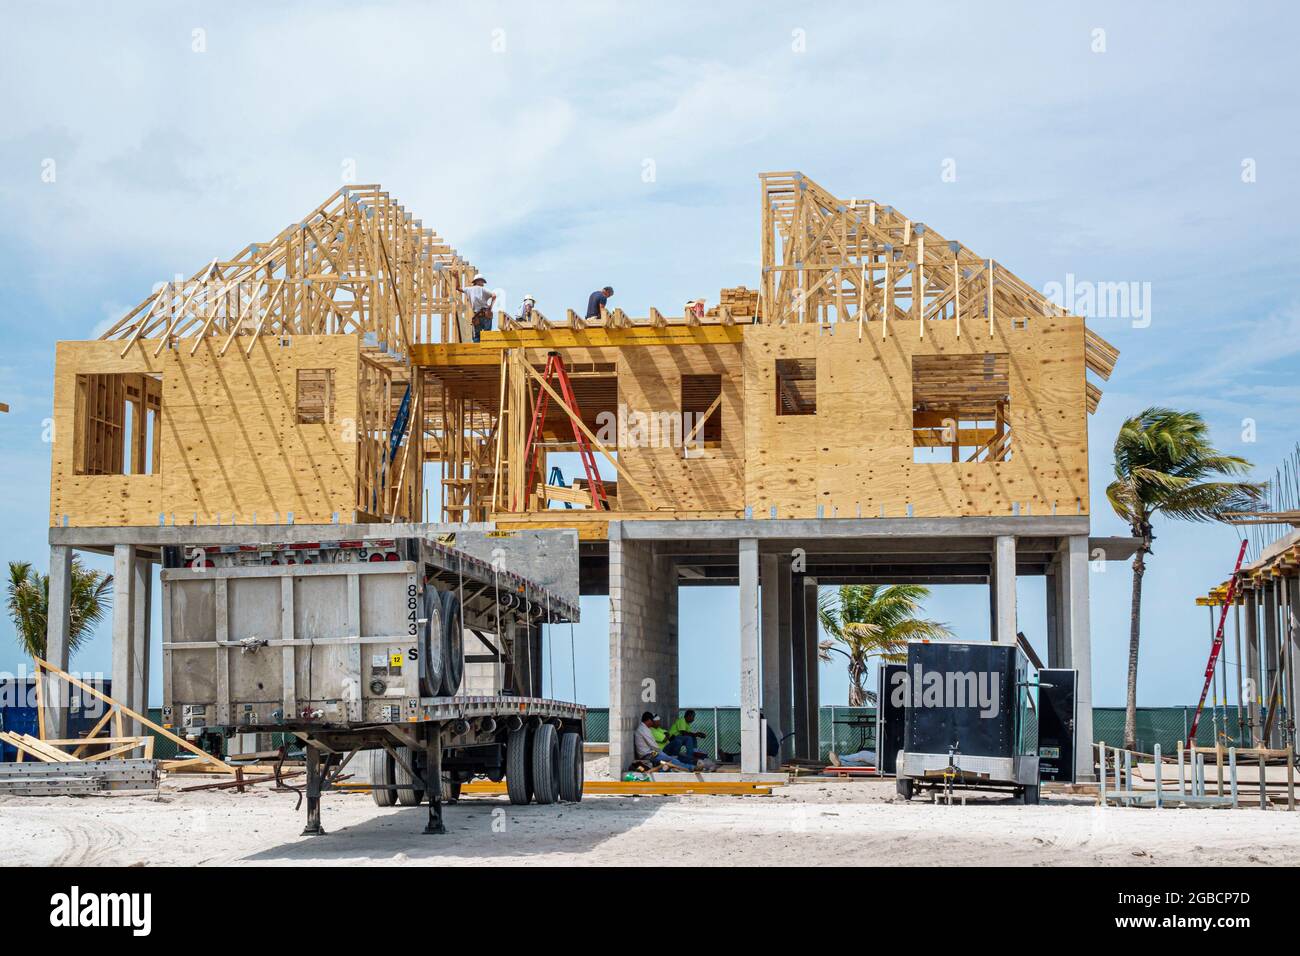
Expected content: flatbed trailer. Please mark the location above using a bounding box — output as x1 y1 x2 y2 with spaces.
160 532 585 834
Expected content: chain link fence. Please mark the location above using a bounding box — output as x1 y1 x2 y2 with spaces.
134 704 1253 764
582 704 1254 761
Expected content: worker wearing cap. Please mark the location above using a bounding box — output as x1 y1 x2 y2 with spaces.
455 273 497 343
633 711 691 771
515 294 537 324
664 709 706 766
585 285 614 320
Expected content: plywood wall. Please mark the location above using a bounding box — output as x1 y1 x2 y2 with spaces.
50 336 362 527
741 317 1089 517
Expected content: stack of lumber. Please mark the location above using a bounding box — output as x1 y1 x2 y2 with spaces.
716 286 759 318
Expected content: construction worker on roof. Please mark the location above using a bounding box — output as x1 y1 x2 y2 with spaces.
585 285 613 319
455 273 496 343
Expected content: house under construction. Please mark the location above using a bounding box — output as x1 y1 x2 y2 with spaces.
45 172 1137 778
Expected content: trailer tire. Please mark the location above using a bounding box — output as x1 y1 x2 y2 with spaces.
1021 784 1040 806
420 588 446 698
896 777 914 801
506 725 534 805
532 722 562 805
559 731 584 802
438 590 464 697
370 748 396 807
394 746 425 806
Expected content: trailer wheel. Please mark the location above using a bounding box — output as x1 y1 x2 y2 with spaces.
559 731 584 803
394 746 425 806
438 591 464 697
506 725 534 805
532 722 562 805
1021 784 1040 806
420 588 446 698
370 748 396 807
896 777 914 801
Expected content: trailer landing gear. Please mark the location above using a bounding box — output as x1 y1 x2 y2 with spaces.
422 730 447 835
302 746 327 836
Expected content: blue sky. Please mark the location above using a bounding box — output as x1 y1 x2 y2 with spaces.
2 1 1298 709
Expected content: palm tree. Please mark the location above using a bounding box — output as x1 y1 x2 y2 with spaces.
1106 408 1264 750
6 558 113 660
817 585 952 705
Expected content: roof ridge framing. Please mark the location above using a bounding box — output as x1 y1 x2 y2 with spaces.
100 185 479 358
757 170 1117 412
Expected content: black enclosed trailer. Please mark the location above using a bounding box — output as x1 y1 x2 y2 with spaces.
1036 668 1078 784
876 663 907 776
893 640 1041 804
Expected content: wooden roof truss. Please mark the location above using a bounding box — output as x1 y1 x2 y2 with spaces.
758 171 1117 413
99 185 479 359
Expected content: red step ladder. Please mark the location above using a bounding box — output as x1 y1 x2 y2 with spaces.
517 352 610 512
1186 539 1249 746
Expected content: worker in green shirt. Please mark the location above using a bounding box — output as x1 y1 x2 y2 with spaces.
663 710 706 766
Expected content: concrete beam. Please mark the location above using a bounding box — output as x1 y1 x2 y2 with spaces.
739 538 761 774
620 516 1091 542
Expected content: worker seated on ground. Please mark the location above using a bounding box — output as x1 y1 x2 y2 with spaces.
634 711 693 771
586 285 614 319
663 710 711 768
827 749 877 767
455 273 496 343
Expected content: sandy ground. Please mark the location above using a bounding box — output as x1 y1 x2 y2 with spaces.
4 760 1300 866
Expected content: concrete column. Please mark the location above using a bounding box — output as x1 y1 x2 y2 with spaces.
803 578 820 760
43 545 74 737
790 571 809 759
760 553 781 750
1284 574 1294 749
1045 560 1063 667
608 523 679 776
777 556 793 760
1264 582 1280 747
739 538 761 774
1059 535 1094 781
993 535 1017 644
111 544 138 736
1245 589 1261 745
130 555 152 721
